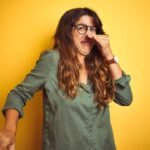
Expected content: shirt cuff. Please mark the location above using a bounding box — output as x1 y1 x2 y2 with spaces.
114 70 131 88
2 94 25 119
2 106 23 119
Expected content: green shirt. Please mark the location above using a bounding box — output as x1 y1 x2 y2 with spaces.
2 49 133 150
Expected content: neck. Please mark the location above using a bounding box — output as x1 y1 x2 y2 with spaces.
78 54 86 69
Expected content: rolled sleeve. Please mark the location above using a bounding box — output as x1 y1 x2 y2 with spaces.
113 70 133 106
2 50 52 118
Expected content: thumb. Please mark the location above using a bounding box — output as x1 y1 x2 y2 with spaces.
8 144 15 150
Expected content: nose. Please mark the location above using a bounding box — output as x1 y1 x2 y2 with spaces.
87 27 93 33
85 28 93 38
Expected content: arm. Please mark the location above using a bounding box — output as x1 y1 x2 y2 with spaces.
0 50 52 149
90 34 133 106
0 109 19 150
105 57 133 106
2 50 52 118
4 109 19 134
113 70 133 106
104 53 133 106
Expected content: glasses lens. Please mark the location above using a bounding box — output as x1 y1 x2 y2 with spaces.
90 27 96 33
74 24 97 34
76 25 86 34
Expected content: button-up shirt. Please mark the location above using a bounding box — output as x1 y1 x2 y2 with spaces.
2 49 133 150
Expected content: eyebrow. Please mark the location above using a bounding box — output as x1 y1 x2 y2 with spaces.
75 23 96 28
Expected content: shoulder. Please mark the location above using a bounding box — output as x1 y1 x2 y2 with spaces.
39 49 60 67
40 49 59 59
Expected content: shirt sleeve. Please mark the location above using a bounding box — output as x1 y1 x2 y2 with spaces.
2 50 52 118
113 70 133 106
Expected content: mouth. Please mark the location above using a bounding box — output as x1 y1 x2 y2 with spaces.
80 40 92 46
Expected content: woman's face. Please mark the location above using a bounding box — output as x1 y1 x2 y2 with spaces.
72 15 96 56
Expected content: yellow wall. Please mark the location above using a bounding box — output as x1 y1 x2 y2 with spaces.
0 0 150 149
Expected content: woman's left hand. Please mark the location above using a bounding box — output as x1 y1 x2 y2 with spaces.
94 34 114 59
87 33 114 60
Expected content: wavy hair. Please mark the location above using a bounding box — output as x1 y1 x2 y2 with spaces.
53 7 115 109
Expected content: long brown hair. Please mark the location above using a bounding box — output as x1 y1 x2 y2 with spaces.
53 7 115 109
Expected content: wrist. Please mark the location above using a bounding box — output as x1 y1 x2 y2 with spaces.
105 53 114 60
105 56 114 61
3 124 17 134
105 55 118 65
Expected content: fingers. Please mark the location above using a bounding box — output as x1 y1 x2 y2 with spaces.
8 144 15 150
84 30 109 41
0 132 15 150
85 33 109 45
95 34 109 41
0 147 7 150
0 136 10 149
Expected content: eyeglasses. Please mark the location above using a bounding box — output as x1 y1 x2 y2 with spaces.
73 24 97 35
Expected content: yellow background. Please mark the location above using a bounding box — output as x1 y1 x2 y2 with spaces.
0 0 150 150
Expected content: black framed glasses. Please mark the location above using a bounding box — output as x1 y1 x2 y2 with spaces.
73 24 97 35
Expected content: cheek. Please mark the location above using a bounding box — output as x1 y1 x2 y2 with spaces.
72 31 82 42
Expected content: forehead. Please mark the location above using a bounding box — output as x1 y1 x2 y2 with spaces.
75 15 95 26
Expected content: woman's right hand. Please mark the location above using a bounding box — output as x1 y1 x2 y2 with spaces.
0 128 16 150
0 109 19 150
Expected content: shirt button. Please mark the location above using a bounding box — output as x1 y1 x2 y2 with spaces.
90 147 96 150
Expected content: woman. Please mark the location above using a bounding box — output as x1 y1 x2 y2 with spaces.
0 7 133 150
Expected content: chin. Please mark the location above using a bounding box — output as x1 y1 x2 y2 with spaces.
78 48 91 56
83 47 93 54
